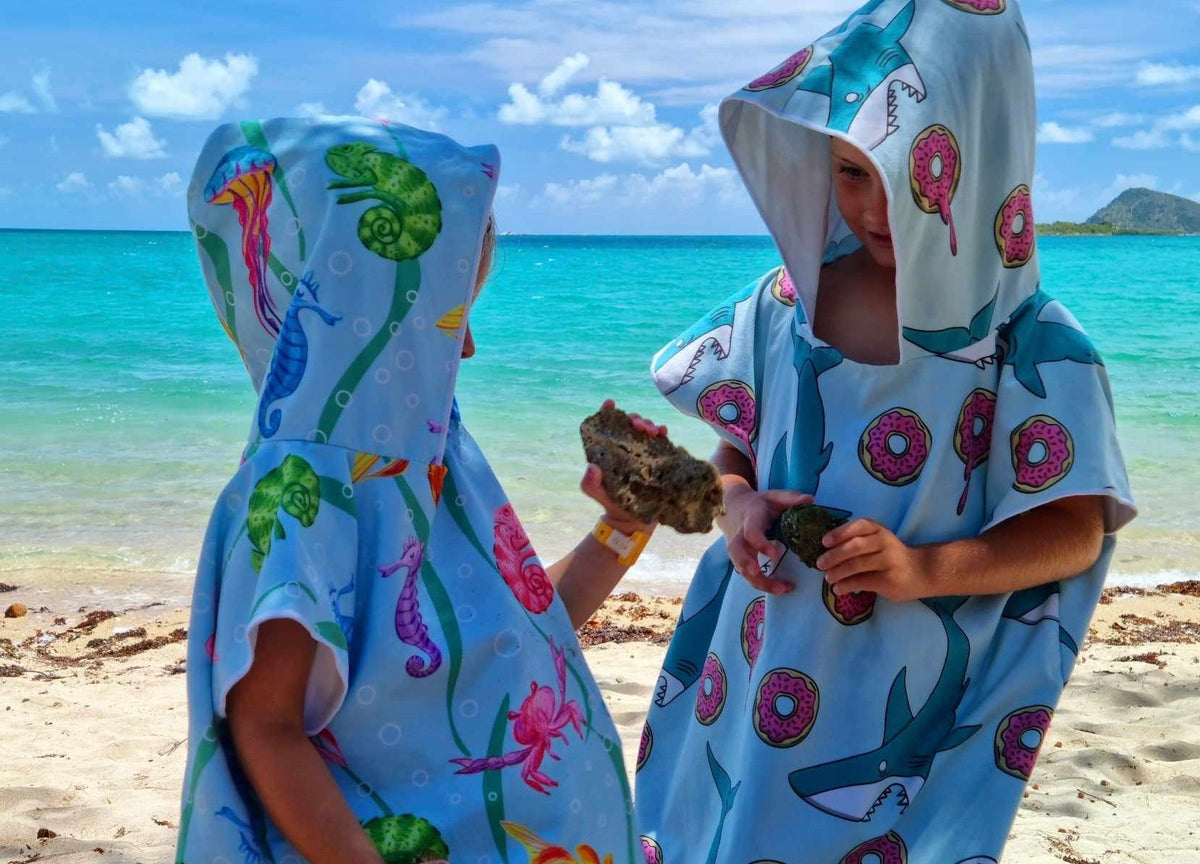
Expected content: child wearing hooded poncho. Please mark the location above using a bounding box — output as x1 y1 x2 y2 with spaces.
636 2 1135 862
177 119 661 864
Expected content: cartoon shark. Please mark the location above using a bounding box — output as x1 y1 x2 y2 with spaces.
780 326 843 496
788 597 981 821
903 289 1000 367
998 290 1103 399
652 278 758 395
655 555 733 707
1002 582 1079 657
705 743 741 864
798 1 926 150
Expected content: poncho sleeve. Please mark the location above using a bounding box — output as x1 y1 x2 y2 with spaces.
206 444 359 735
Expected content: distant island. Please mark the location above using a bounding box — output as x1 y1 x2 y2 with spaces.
1038 188 1200 236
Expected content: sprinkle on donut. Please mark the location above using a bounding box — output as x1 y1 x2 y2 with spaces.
839 831 909 864
859 408 933 487
698 380 758 452
741 596 767 668
955 388 998 515
995 704 1053 781
695 653 728 726
995 184 1035 268
753 667 819 748
641 835 664 864
747 46 814 92
940 0 1006 13
771 267 798 306
1010 414 1074 494
909 124 962 255
822 579 876 626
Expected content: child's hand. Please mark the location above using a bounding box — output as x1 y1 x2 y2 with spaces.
579 400 666 534
817 519 930 603
721 486 812 595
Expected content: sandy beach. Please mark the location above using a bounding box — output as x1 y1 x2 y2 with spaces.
2 581 1200 864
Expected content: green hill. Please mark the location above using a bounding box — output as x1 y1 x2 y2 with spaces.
1086 188 1200 234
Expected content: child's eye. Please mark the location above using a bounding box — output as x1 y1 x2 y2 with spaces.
838 165 868 180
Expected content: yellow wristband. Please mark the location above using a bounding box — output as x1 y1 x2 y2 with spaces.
592 519 650 567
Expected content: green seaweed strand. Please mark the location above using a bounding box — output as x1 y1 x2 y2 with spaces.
483 694 512 864
175 721 222 863
193 221 237 334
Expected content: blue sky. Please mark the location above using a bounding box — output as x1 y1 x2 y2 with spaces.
1 0 1198 233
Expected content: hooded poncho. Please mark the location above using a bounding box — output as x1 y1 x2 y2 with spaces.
176 118 635 864
635 2 1135 861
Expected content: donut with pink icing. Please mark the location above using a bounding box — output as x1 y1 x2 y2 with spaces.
909 124 962 255
771 267 798 306
747 46 814 92
641 836 663 864
1010 415 1074 494
995 704 1053 780
699 380 757 452
955 388 997 514
741 596 766 667
941 0 1006 13
822 580 876 626
695 653 727 725
859 408 932 486
839 831 908 864
995 184 1035 268
753 667 819 747
637 723 653 771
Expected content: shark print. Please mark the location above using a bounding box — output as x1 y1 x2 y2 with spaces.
998 290 1104 399
653 278 759 395
903 289 1000 367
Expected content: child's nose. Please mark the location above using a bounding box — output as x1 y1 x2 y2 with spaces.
461 325 476 359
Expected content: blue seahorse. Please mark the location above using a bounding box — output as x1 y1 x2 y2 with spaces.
258 271 341 438
215 806 264 864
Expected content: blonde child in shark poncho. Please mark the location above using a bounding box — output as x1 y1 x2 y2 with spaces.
177 119 660 864
635 2 1135 862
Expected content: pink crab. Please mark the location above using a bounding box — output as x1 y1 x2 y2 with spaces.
450 639 583 794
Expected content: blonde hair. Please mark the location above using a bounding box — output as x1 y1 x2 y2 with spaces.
475 214 497 294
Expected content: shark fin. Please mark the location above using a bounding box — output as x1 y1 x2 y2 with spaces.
769 434 789 491
811 346 843 376
1058 624 1079 656
706 742 737 805
883 1 917 40
798 64 833 97
883 668 914 743
939 724 982 752
902 325 973 355
969 290 999 342
924 595 970 617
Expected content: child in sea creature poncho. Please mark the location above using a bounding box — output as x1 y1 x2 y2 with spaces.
636 2 1136 862
177 119 663 864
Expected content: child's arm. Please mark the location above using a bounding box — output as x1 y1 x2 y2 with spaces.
818 497 1105 601
226 620 385 864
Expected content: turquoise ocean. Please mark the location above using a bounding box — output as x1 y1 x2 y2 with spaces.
1 230 1197 597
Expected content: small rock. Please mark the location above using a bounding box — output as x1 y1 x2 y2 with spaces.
37 827 57 839
37 633 57 645
4 603 28 619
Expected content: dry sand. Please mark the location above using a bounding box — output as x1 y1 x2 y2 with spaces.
2 583 1199 863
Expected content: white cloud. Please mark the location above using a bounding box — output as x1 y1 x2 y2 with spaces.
539 52 590 97
108 175 145 197
538 161 740 209
0 92 35 113
31 68 56 111
500 75 655 127
1091 112 1146 128
561 104 717 164
57 172 93 194
1110 104 1200 150
159 171 184 194
1181 134 1200 153
1135 62 1200 86
297 101 327 118
1104 174 1158 198
354 79 448 130
96 117 167 159
1112 128 1170 149
129 52 257 119
495 183 521 200
1036 122 1094 144
1160 105 1200 131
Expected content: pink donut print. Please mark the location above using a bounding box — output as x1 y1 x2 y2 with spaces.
941 0 1006 13
1010 415 1074 494
698 380 757 452
747 46 814 92
771 267 798 306
859 408 932 487
909 124 962 255
695 653 727 726
995 704 1053 781
741 596 766 668
822 579 876 626
995 184 1035 268
840 832 908 864
753 667 819 748
955 388 997 515
641 836 664 864
637 723 653 772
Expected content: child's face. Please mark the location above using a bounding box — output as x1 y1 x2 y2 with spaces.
829 137 895 270
461 226 495 360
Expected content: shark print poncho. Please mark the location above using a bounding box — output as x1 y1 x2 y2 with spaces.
635 2 1135 862
176 119 634 864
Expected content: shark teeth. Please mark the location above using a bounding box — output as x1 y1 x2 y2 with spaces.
885 77 927 136
680 338 729 387
864 783 912 822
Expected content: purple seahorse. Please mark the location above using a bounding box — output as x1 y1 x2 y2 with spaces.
258 271 340 438
378 537 442 677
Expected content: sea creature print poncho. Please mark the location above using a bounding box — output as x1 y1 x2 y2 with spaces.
177 118 635 864
635 2 1136 862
